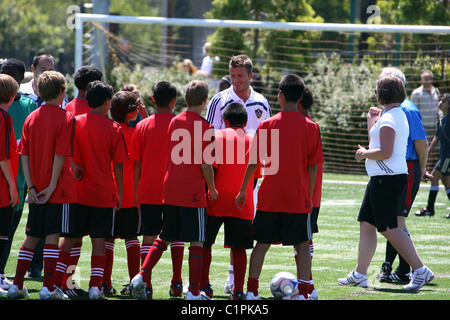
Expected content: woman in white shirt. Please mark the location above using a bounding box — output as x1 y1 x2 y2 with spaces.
338 75 434 291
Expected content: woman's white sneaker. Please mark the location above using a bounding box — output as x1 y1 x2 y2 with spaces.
403 266 434 290
338 270 368 287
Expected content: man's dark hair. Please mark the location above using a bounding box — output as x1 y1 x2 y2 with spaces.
0 58 26 78
300 85 314 110
223 103 247 127
86 80 113 108
74 65 103 90
32 51 55 68
153 81 177 107
279 74 305 103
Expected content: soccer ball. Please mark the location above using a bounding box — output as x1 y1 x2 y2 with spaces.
270 272 298 299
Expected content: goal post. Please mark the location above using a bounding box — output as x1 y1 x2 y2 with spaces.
74 13 450 74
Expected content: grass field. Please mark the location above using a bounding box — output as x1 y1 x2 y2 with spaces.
1 173 449 302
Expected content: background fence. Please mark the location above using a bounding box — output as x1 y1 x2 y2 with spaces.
76 14 450 174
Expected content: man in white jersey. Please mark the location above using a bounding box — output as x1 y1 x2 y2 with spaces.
205 54 271 295
206 54 271 137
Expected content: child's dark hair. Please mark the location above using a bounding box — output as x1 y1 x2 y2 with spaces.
74 65 103 90
86 80 113 108
223 103 247 127
0 58 26 78
279 74 305 103
300 85 314 110
110 91 138 123
153 81 177 107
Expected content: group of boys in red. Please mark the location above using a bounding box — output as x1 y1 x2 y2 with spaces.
0 54 323 300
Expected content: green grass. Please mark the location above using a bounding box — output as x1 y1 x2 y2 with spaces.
1 173 449 301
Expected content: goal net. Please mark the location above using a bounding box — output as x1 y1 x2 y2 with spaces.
75 14 450 175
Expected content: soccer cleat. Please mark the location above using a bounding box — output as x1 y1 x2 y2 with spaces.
200 283 214 299
309 289 318 300
39 286 69 300
0 287 7 297
0 276 12 290
185 291 212 300
403 266 434 290
245 292 262 300
88 286 105 300
377 262 392 283
229 290 245 300
102 284 117 295
297 293 312 300
130 274 150 300
169 281 183 297
223 281 234 294
414 207 434 217
390 269 410 283
338 270 368 287
120 283 132 295
7 284 30 299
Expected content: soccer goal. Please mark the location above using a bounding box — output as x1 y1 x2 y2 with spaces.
74 13 450 175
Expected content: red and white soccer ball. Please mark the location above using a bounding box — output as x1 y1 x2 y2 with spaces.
270 272 298 299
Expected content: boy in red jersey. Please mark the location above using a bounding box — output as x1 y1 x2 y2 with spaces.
64 66 103 116
130 80 218 300
8 71 75 300
130 81 185 297
0 75 20 296
295 85 322 300
235 74 323 300
201 102 257 300
68 81 128 300
101 90 140 295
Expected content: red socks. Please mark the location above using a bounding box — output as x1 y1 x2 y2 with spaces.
200 246 212 288
188 246 203 296
43 244 59 290
103 240 115 287
170 241 184 284
231 247 247 293
61 241 82 290
14 246 34 290
125 239 141 282
247 277 259 296
140 238 167 287
89 255 106 290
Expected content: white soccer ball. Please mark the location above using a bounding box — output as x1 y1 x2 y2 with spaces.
270 272 298 299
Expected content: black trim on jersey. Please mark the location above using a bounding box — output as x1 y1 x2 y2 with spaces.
376 160 394 174
219 99 235 111
206 94 223 124
246 101 268 112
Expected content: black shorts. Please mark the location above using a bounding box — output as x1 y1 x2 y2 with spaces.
26 203 70 238
310 207 320 234
68 203 115 238
160 204 206 242
252 210 312 246
114 206 140 239
434 157 450 176
140 204 163 236
399 160 421 217
0 206 14 236
204 215 253 249
358 174 407 232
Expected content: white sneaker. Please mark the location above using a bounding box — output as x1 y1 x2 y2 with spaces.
130 274 147 300
245 292 262 300
185 291 212 300
0 287 7 296
88 286 105 300
338 270 368 287
39 286 68 300
0 276 12 290
7 284 30 299
309 289 318 300
223 281 234 294
403 266 434 290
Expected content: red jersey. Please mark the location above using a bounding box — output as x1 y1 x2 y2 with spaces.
18 104 75 203
118 123 135 208
163 111 214 208
0 109 18 207
207 127 255 220
72 113 129 207
64 98 90 116
130 112 175 205
306 115 323 207
251 111 323 214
